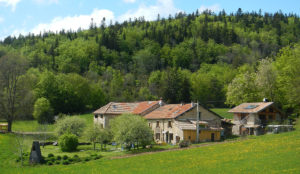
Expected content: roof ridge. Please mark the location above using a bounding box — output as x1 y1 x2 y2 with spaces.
104 102 113 114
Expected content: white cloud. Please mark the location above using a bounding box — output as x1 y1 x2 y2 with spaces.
0 0 21 11
119 0 181 21
123 0 136 3
31 9 114 34
10 0 184 38
0 17 4 23
198 4 221 13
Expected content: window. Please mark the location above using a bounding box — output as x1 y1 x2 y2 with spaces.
269 108 273 112
94 115 98 119
168 121 172 128
148 123 151 127
156 121 160 128
156 133 160 140
259 115 266 120
100 114 103 119
170 133 173 141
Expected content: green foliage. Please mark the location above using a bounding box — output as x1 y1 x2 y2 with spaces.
58 134 79 152
110 114 153 149
47 153 54 158
55 116 86 137
275 44 300 112
35 71 106 114
56 155 61 160
179 140 190 148
33 97 54 124
84 124 112 150
2 9 300 116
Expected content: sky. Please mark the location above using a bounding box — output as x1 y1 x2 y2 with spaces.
0 0 300 40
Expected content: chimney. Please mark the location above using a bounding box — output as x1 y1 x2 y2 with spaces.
159 97 163 106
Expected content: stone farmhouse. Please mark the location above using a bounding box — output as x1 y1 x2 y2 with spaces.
93 101 162 128
228 101 285 136
93 101 224 144
144 103 223 144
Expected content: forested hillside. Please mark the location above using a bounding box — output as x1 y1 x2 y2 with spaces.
1 9 300 120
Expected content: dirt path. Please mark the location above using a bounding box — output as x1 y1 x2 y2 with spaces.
111 139 245 159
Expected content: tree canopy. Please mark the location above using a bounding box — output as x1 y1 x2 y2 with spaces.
1 9 300 117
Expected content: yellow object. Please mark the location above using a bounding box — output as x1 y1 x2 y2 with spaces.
183 130 221 142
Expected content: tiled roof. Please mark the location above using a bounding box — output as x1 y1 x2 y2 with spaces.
228 102 274 114
144 104 194 119
93 101 160 115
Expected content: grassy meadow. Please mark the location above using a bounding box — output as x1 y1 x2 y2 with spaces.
0 119 299 173
0 114 94 132
211 108 233 119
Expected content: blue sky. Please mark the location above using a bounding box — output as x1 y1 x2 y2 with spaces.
0 0 300 40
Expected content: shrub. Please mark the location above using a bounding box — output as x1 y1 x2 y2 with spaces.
48 153 54 158
84 157 91 161
94 155 102 160
55 161 60 165
179 140 190 148
62 160 70 165
73 155 81 162
49 157 56 162
63 155 68 160
59 134 79 152
56 155 61 160
47 161 53 166
55 117 86 137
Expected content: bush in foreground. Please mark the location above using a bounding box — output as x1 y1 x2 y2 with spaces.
59 134 79 152
179 140 190 148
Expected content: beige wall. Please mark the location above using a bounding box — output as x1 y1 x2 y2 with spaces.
179 105 221 127
94 114 119 128
148 119 181 144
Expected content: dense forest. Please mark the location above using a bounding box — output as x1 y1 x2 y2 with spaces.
0 8 300 122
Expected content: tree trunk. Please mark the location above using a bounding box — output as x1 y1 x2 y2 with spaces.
7 119 12 132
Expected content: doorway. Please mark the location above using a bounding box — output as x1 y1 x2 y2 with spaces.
211 133 215 142
166 133 169 143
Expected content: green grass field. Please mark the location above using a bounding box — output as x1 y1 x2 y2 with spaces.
1 119 299 173
211 108 233 119
1 114 94 132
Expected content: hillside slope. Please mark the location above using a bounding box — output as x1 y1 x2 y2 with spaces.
1 119 299 174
